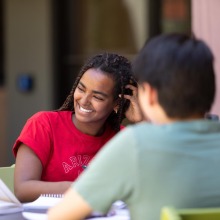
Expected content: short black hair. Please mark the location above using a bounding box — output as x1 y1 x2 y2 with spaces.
133 33 215 118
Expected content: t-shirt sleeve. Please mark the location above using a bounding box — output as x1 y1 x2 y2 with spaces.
73 126 137 214
12 112 53 168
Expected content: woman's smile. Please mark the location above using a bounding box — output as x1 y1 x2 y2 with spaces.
78 104 93 113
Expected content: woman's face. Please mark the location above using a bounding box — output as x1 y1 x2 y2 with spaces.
74 68 117 125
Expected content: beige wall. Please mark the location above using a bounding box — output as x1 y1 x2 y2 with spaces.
192 0 220 116
4 0 54 165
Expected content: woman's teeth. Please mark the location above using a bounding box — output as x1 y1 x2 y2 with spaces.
80 106 92 113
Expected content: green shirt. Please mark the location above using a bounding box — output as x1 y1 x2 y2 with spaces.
73 120 220 220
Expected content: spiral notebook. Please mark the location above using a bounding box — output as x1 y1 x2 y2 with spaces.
0 179 130 219
0 178 62 214
22 200 130 220
23 194 63 212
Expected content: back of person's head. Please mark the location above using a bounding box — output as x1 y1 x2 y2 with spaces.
133 33 215 118
59 52 136 131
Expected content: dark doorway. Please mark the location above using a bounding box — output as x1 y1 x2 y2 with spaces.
53 0 138 108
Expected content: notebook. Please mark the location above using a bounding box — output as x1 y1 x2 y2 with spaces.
22 200 130 220
23 194 62 212
0 179 62 214
0 178 130 219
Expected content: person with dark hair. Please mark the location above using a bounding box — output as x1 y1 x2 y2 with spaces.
13 53 143 202
48 33 220 220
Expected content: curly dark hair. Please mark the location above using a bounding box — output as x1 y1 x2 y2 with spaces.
59 52 137 132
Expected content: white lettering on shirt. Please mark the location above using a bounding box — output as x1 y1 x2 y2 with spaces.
62 154 91 173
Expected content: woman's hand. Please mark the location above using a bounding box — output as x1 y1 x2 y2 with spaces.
122 84 144 123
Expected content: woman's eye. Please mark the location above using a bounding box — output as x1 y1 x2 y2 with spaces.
77 86 84 92
94 96 104 101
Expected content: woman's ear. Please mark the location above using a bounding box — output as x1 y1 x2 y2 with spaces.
113 105 119 114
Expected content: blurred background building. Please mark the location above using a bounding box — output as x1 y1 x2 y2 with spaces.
0 0 219 166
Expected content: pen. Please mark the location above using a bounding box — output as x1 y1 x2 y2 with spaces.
82 165 87 170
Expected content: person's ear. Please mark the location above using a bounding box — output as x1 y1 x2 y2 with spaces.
113 105 119 114
141 83 158 106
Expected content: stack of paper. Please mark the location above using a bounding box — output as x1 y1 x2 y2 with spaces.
0 178 130 219
0 179 23 214
23 194 62 212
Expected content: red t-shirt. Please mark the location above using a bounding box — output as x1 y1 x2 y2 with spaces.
13 111 123 181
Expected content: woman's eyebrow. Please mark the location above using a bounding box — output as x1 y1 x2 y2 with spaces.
79 82 108 97
93 90 108 98
78 82 85 88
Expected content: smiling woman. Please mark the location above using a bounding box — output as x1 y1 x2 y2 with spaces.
12 52 143 203
73 68 117 136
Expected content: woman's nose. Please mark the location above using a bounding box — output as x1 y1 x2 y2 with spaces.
80 94 91 105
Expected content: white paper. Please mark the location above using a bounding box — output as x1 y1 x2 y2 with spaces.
22 209 129 220
22 201 130 220
23 195 62 211
0 179 23 214
22 212 48 220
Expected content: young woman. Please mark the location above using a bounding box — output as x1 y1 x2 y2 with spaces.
13 53 142 202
